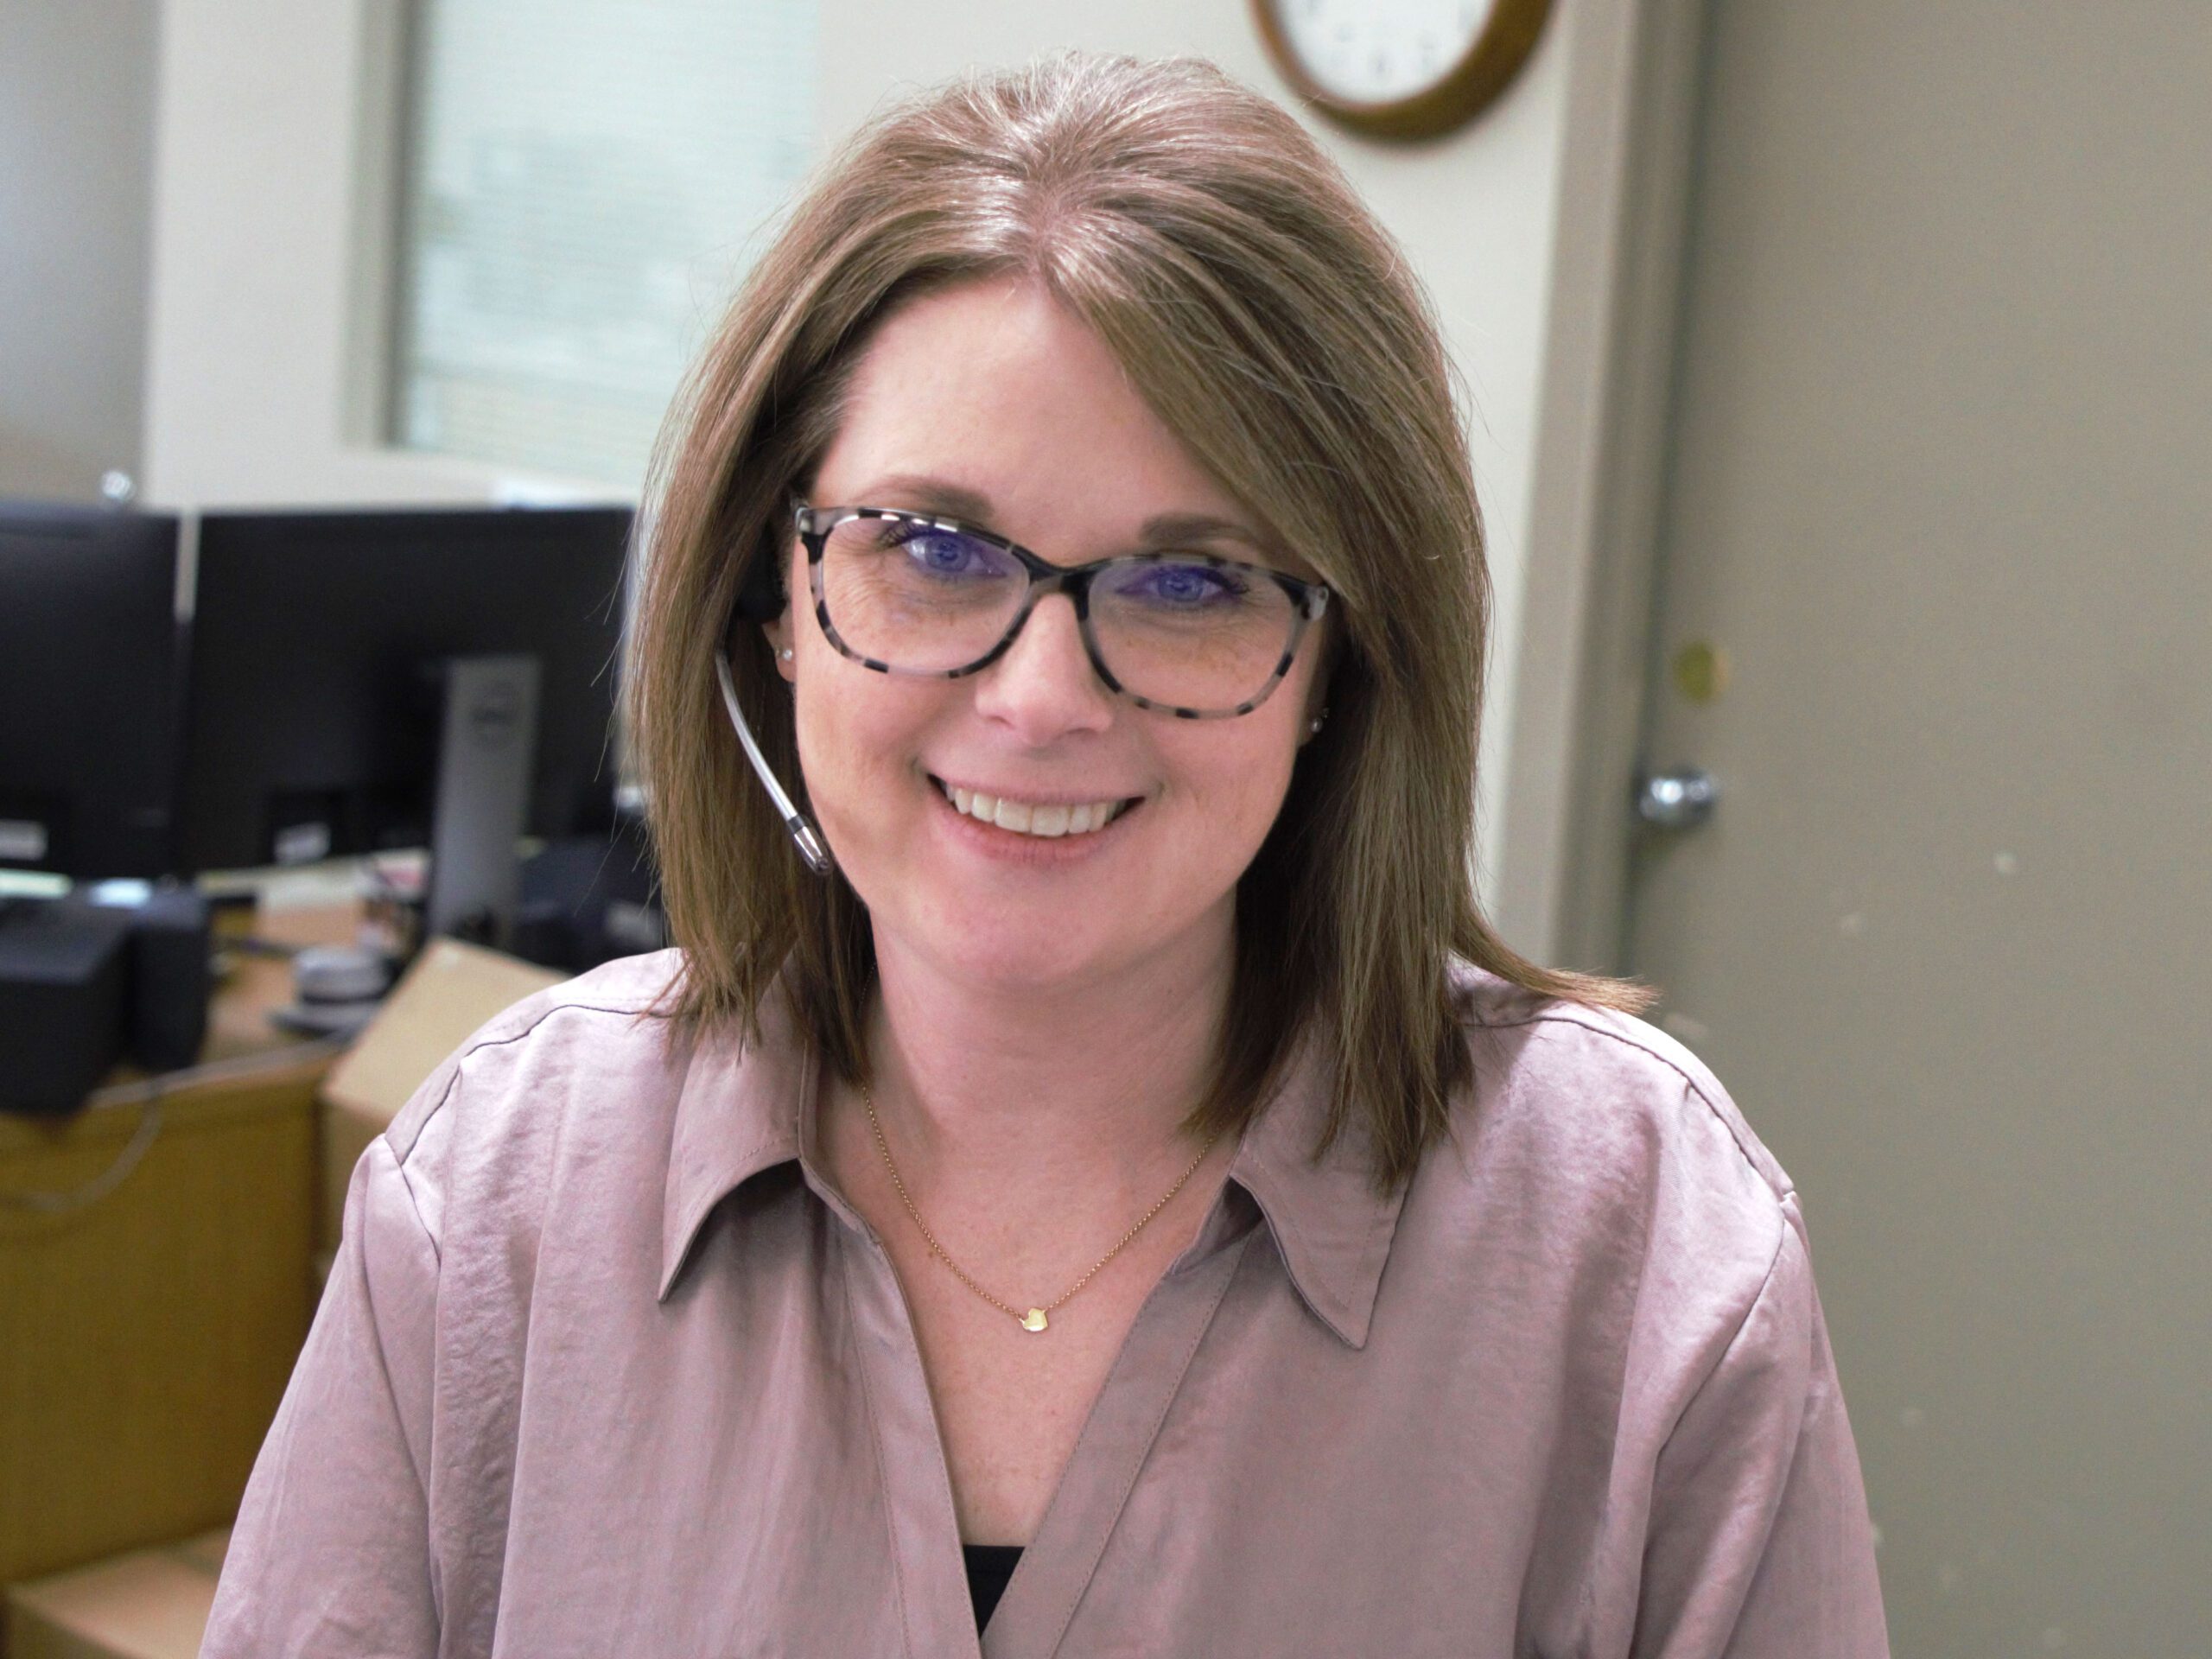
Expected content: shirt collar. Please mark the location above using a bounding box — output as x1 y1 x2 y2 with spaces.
1218 1030 1406 1349
657 983 812 1302
658 989 1407 1349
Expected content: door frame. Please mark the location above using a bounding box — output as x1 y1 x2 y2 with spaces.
1492 0 1710 972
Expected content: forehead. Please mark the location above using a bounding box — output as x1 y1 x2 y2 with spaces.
812 277 1271 556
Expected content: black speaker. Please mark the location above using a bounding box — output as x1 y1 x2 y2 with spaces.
0 887 213 1115
127 887 210 1072
0 899 131 1116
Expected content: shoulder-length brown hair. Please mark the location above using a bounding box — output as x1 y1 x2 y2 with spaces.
627 52 1645 1192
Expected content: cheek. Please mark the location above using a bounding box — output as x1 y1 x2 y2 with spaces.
1168 716 1303 843
791 672 940 820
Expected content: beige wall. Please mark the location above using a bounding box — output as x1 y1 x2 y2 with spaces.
132 0 1582 900
0 0 160 501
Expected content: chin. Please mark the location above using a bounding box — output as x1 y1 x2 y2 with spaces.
908 906 1125 994
906 874 1236 1000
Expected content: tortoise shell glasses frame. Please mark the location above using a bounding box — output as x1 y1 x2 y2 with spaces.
793 504 1332 721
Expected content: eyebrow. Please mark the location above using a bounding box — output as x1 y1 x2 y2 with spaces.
858 474 994 524
850 474 1281 558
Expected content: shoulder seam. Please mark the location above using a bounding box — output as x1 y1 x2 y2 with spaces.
387 1069 460 1266
385 996 671 1176
1462 1004 1796 1205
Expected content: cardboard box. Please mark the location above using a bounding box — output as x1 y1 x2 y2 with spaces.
4 1528 229 1659
315 939 564 1255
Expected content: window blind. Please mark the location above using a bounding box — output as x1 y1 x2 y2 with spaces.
391 0 817 488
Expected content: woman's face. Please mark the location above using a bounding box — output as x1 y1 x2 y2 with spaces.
766 276 1326 1000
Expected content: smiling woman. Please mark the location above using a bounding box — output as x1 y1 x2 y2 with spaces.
632 60 1626 1196
202 51 1889 1658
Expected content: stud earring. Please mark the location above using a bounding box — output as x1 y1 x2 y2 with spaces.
779 648 793 662
1309 706 1330 735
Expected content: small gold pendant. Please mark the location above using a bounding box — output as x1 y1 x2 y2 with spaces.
1020 1307 1049 1332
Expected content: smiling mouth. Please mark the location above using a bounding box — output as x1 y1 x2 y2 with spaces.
931 777 1140 839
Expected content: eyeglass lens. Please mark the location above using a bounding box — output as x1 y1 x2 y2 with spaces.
815 515 1302 714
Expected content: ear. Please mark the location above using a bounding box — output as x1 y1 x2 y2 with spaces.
736 528 798 681
1294 621 1337 747
762 609 796 683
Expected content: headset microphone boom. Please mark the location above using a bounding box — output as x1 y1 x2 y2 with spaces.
713 651 834 876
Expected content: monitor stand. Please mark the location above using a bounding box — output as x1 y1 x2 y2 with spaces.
423 653 540 948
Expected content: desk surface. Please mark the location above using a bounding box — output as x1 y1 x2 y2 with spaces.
201 901 365 1068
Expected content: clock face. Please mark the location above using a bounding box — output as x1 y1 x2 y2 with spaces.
1275 0 1500 105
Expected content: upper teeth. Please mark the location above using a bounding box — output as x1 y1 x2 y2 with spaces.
942 782 1128 837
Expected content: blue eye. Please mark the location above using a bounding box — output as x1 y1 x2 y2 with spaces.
885 524 1007 581
1109 561 1248 609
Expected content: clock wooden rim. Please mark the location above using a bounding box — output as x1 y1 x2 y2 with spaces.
1251 0 1555 142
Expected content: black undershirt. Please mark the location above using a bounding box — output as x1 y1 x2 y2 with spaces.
961 1543 1024 1630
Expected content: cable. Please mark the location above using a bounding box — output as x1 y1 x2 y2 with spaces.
0 1086 164 1217
0 1037 345 1219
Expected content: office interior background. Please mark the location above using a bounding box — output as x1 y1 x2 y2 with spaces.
3 2 2206 1654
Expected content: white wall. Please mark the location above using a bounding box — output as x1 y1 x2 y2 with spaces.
0 0 160 500
136 0 1580 899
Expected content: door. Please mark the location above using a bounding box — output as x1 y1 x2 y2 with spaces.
1624 3 2210 1653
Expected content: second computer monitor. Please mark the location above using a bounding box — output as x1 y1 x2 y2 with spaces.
177 505 633 876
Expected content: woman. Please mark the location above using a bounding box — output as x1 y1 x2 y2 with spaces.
205 54 1888 1656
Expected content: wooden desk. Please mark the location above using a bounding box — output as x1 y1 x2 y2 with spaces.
0 944 338 1590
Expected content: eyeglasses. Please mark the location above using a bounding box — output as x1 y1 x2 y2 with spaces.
796 505 1331 719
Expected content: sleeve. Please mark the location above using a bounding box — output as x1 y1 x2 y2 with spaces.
199 1130 443 1657
1630 1193 1892 1658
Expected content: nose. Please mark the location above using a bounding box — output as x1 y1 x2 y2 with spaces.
971 591 1115 745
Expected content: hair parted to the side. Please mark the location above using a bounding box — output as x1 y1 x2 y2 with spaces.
626 51 1649 1192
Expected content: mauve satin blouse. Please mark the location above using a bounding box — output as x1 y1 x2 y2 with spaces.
200 952 1891 1657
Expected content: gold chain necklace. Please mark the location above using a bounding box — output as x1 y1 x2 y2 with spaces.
861 1084 1219 1334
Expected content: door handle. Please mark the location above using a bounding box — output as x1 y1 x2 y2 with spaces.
1637 766 1719 830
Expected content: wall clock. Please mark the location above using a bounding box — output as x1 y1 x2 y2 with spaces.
1253 0 1555 142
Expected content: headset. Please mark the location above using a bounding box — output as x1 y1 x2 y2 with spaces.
715 532 834 876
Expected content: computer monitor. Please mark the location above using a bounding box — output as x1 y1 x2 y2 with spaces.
176 505 632 937
0 502 183 880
